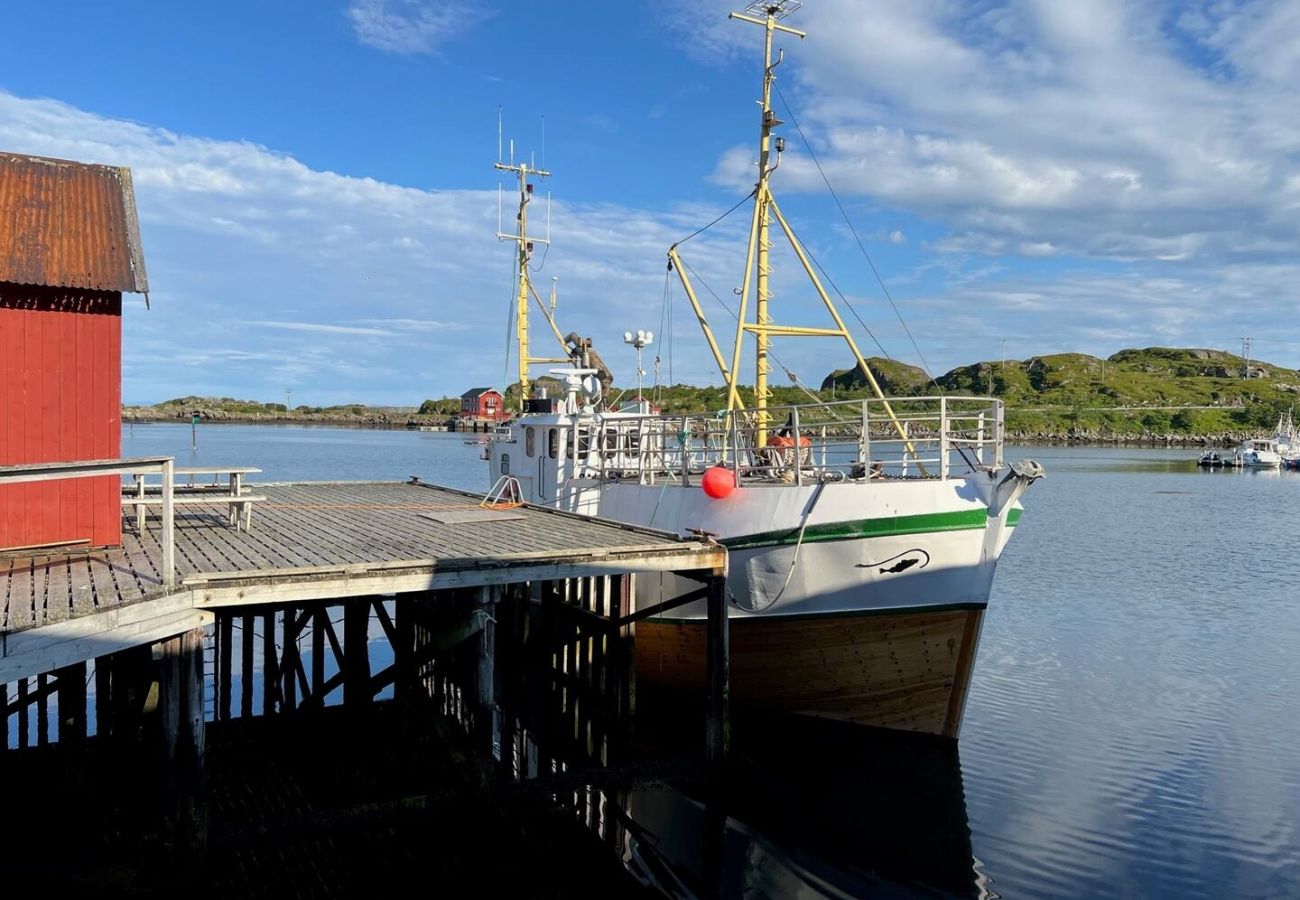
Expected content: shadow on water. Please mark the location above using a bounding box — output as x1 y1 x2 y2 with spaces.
0 586 981 899
565 695 984 900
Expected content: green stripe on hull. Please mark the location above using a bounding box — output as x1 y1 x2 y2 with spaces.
646 601 988 625
721 505 1023 551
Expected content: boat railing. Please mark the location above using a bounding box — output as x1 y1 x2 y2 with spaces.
582 396 1004 485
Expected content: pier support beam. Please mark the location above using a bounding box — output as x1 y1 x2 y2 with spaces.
705 570 730 773
343 598 372 710
159 628 206 850
476 585 500 757
55 661 87 745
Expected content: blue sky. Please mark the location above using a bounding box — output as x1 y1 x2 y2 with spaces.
3 0 1299 405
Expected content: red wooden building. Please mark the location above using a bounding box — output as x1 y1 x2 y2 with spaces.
459 387 508 422
0 152 149 550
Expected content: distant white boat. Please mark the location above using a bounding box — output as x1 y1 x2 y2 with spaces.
1237 437 1282 468
1272 411 1300 469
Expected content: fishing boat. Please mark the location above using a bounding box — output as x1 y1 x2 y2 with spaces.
484 1 1043 738
1236 437 1282 469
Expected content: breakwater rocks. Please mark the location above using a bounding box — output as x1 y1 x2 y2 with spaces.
1008 430 1258 447
123 406 449 430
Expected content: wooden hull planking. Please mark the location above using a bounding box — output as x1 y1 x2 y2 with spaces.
635 606 985 738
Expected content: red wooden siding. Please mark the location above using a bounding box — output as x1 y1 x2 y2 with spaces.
0 283 122 549
460 390 507 421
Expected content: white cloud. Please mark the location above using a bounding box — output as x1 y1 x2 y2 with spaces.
689 0 1299 277
346 0 492 55
0 91 754 403
5 0 1300 401
251 321 397 337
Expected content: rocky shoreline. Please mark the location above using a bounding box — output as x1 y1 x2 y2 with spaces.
124 409 1258 448
123 408 449 429
1007 430 1251 447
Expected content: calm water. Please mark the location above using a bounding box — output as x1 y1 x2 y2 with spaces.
121 424 1300 898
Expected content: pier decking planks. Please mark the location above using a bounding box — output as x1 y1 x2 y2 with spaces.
1 481 722 678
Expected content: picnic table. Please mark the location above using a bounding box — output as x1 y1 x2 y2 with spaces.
123 466 264 531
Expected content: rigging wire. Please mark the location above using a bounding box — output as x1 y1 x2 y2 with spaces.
774 83 941 390
656 267 675 401
680 257 847 415
502 255 518 385
673 189 757 246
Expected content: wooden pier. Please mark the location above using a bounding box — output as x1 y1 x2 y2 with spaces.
0 478 724 676
0 469 730 875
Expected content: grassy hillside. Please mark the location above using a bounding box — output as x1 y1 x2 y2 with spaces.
926 348 1300 436
123 347 1300 440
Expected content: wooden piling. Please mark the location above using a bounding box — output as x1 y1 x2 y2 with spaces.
217 614 233 720
476 585 499 756
240 613 254 717
55 662 87 744
159 628 206 849
705 570 729 773
282 606 300 711
343 598 371 709
262 611 277 716
311 607 326 706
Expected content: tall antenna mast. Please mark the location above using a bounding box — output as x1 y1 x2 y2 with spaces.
724 1 805 446
496 155 551 410
714 1 923 464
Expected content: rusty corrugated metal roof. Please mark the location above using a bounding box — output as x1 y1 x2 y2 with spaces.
0 152 149 293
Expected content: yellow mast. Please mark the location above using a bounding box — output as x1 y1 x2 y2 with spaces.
496 158 569 412
722 2 924 466
728 3 805 447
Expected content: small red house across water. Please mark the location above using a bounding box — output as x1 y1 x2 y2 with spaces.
460 387 508 422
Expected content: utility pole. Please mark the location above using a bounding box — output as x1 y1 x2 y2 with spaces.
1001 338 1006 373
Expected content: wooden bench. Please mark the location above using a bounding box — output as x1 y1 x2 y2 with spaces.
123 466 264 532
121 494 268 531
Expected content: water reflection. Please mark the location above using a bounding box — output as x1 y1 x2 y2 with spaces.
492 601 986 900
615 710 985 899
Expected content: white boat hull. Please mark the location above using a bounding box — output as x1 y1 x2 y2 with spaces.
487 405 1040 736
566 477 1018 619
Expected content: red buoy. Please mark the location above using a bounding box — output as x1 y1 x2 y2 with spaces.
701 465 735 499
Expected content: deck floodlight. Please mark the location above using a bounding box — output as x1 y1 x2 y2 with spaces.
624 328 655 401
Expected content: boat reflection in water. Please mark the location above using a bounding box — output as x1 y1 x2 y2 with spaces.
474 591 988 900
615 703 986 900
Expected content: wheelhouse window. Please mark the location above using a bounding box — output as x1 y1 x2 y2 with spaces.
500 453 510 475
525 427 535 458
548 428 559 459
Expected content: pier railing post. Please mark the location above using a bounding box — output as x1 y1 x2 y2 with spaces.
161 458 175 589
